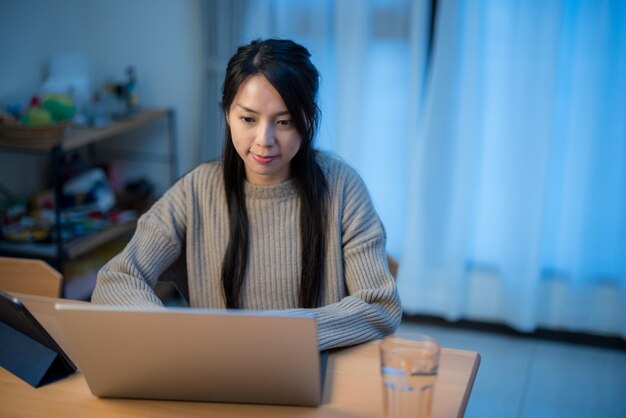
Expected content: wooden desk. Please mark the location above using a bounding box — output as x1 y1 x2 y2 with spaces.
0 296 480 418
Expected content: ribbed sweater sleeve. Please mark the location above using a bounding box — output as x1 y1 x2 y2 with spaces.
289 156 402 350
91 176 188 307
91 153 402 350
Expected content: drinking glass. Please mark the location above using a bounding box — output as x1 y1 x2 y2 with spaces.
380 332 440 418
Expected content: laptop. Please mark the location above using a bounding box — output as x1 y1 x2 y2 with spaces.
54 303 327 406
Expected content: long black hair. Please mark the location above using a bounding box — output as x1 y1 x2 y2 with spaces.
220 39 328 309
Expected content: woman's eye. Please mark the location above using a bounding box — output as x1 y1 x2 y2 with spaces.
277 119 291 126
240 116 255 123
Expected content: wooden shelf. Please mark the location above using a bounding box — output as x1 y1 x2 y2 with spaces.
63 110 170 151
0 108 177 279
0 220 136 260
0 110 170 153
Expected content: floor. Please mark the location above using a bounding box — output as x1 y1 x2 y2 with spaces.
398 321 626 418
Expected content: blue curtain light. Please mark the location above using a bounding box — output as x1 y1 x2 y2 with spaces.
399 0 626 336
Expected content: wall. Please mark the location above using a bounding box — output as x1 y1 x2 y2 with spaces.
0 0 206 196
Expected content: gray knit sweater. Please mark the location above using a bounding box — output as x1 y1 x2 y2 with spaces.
91 152 401 350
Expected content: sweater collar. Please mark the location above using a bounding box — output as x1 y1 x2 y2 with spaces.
244 179 296 200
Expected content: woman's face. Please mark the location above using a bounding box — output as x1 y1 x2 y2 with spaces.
228 75 302 186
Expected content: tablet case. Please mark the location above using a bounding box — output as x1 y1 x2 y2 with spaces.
0 291 76 387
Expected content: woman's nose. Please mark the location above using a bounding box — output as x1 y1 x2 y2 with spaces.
255 122 276 147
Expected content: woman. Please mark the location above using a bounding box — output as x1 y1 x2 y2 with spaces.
91 39 401 350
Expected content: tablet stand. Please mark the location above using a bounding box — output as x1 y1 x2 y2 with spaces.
0 322 73 387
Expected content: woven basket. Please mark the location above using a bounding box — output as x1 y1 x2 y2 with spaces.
0 123 68 148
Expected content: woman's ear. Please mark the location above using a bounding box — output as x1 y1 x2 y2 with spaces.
225 112 230 126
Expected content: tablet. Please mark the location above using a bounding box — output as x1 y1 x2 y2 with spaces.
0 290 76 373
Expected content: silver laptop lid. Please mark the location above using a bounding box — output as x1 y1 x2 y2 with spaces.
54 304 323 406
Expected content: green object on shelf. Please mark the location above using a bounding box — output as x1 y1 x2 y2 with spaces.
43 94 76 122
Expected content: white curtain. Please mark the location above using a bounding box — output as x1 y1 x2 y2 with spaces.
218 0 626 337
399 0 626 337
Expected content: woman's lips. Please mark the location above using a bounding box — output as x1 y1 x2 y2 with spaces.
252 153 276 164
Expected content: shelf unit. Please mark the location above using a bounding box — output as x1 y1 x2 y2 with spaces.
0 109 177 285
